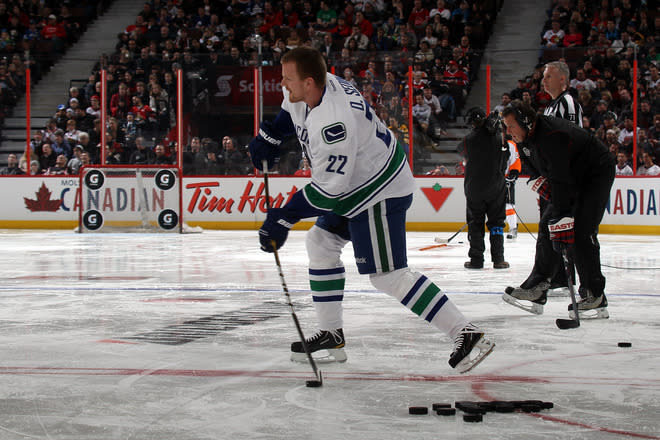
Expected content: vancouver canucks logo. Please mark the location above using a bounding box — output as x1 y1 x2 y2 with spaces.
322 122 346 144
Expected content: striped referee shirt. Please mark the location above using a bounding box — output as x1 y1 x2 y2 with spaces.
543 90 583 127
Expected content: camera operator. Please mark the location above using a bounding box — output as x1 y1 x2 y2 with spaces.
460 107 510 270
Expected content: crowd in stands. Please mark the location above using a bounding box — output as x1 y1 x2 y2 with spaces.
504 0 660 175
2 0 659 177
13 0 502 175
0 0 102 129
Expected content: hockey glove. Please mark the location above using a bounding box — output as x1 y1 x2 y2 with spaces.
528 176 551 201
548 216 575 253
248 120 282 171
259 208 298 252
505 169 519 183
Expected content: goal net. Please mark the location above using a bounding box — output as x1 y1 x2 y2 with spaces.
79 165 183 233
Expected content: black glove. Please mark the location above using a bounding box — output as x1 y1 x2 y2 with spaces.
548 216 574 253
527 176 550 201
258 208 298 252
506 169 519 183
248 120 282 171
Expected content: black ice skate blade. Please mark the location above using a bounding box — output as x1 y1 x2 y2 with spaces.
556 318 580 329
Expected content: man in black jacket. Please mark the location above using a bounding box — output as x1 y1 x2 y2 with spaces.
500 100 614 319
460 107 510 270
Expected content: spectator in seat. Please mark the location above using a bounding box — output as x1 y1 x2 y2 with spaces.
129 136 154 165
615 151 633 176
67 145 84 175
151 143 172 165
638 152 660 176
38 143 57 172
52 129 73 159
45 154 70 175
221 135 250 175
40 14 67 53
0 153 23 175
344 25 369 50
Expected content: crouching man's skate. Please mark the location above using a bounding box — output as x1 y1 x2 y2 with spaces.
448 324 495 373
502 281 550 315
291 329 347 363
568 291 609 320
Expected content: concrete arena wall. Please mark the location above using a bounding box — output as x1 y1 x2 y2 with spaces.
1 175 659 234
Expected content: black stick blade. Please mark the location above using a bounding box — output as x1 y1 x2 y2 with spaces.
556 318 580 329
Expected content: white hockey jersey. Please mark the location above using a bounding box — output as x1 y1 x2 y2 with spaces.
281 72 415 218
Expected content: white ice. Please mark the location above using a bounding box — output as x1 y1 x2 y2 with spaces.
0 228 658 440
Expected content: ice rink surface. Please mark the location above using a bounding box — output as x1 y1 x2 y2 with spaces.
0 228 659 440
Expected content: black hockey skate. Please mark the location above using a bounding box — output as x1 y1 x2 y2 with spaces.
291 329 347 363
568 292 609 320
448 324 495 373
502 281 549 315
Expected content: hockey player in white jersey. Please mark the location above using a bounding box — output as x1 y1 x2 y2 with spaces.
248 47 494 373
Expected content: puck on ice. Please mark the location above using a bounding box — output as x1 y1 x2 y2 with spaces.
432 403 452 411
618 342 632 347
408 406 428 415
436 408 456 416
463 414 483 422
521 404 541 413
306 380 322 387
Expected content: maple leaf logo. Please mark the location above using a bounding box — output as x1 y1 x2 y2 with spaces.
24 182 62 212
420 183 453 212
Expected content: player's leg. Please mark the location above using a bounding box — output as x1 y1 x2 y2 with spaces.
487 188 508 268
290 214 350 363
350 195 494 373
505 181 517 239
568 172 613 319
465 197 486 269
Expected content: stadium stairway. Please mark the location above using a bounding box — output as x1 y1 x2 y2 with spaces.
0 0 142 164
464 0 547 112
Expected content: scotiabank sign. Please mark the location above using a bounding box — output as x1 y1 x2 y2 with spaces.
212 66 283 107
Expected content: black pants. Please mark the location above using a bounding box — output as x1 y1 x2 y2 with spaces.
531 169 614 297
466 187 506 264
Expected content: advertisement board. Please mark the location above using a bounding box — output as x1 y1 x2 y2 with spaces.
1 175 659 234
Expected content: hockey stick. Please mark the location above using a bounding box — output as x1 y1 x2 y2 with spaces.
434 223 468 244
556 243 580 330
262 160 323 386
419 243 448 251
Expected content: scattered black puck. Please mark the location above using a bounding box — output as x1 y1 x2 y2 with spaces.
409 406 428 415
510 400 526 409
618 342 632 347
463 414 483 423
436 408 456 416
461 404 486 415
432 403 452 411
305 380 322 388
521 404 541 413
541 402 554 409
477 401 496 412
495 402 515 413
454 401 475 411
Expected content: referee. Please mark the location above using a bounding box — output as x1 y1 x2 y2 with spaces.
506 60 582 299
